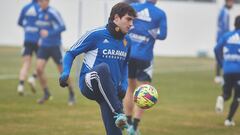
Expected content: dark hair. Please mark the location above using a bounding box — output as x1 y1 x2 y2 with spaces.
109 2 136 21
235 15 240 29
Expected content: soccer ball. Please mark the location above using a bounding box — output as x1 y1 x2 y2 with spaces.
133 84 158 109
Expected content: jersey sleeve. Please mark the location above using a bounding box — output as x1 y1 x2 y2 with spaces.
48 10 66 36
157 10 167 40
18 7 26 27
62 31 97 76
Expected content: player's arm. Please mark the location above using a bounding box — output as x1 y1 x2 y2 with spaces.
157 11 167 40
214 36 225 68
59 32 96 87
48 11 66 36
18 8 26 27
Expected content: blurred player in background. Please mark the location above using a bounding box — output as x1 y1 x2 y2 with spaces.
214 0 234 84
215 15 240 127
59 2 136 135
123 0 167 134
36 0 75 105
17 0 39 95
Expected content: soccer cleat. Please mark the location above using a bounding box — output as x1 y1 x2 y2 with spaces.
28 76 36 93
224 119 235 127
215 96 224 113
127 125 141 135
68 94 76 106
37 93 52 104
17 84 24 96
214 76 224 85
114 113 128 129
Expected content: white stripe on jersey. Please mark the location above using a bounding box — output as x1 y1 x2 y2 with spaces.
70 27 106 51
83 48 98 69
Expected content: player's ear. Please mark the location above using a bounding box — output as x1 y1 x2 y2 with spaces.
114 14 120 21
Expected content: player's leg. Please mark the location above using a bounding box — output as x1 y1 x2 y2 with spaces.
52 46 75 106
130 60 152 135
18 55 32 95
27 44 39 93
83 63 127 131
216 74 233 113
225 74 240 126
36 47 51 104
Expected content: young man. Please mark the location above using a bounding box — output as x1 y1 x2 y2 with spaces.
215 0 234 84
36 0 75 105
17 0 39 95
123 0 167 134
215 15 240 127
59 2 136 135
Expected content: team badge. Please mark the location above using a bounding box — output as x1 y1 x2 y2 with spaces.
123 39 127 47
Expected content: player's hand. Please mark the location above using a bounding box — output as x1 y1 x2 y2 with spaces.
40 29 48 38
59 74 69 87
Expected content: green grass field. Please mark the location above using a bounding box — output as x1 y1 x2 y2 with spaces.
0 46 239 135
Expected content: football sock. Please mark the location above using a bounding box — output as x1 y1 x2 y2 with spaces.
68 86 74 96
133 118 140 130
43 87 50 95
227 99 239 121
127 115 132 125
19 80 24 85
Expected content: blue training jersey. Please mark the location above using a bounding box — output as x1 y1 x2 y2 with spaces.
128 1 167 61
37 6 66 47
62 27 131 92
18 0 40 43
217 6 230 42
214 30 240 74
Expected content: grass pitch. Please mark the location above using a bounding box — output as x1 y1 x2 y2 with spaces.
0 46 239 135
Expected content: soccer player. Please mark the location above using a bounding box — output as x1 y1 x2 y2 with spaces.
17 0 39 95
36 0 75 105
215 15 240 127
123 0 167 134
59 2 136 135
214 0 234 84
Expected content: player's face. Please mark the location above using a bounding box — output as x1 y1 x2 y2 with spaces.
226 0 234 9
114 14 134 34
38 0 49 10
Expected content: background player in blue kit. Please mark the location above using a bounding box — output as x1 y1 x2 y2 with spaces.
17 0 39 95
36 0 75 105
59 2 136 135
214 0 234 84
123 0 167 134
215 15 240 127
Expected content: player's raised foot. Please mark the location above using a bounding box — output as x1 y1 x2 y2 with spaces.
215 96 224 113
17 84 24 96
114 113 128 129
68 94 76 106
28 76 36 93
37 93 52 104
224 119 235 127
127 125 141 135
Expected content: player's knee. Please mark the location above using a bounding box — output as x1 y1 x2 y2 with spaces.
36 67 44 75
96 63 110 75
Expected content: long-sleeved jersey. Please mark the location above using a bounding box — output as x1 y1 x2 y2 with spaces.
62 27 131 92
214 30 240 74
18 0 39 43
217 6 230 42
36 6 65 47
128 1 167 61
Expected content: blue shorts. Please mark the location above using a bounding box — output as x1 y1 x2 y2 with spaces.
37 46 63 65
128 58 153 82
22 41 38 56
